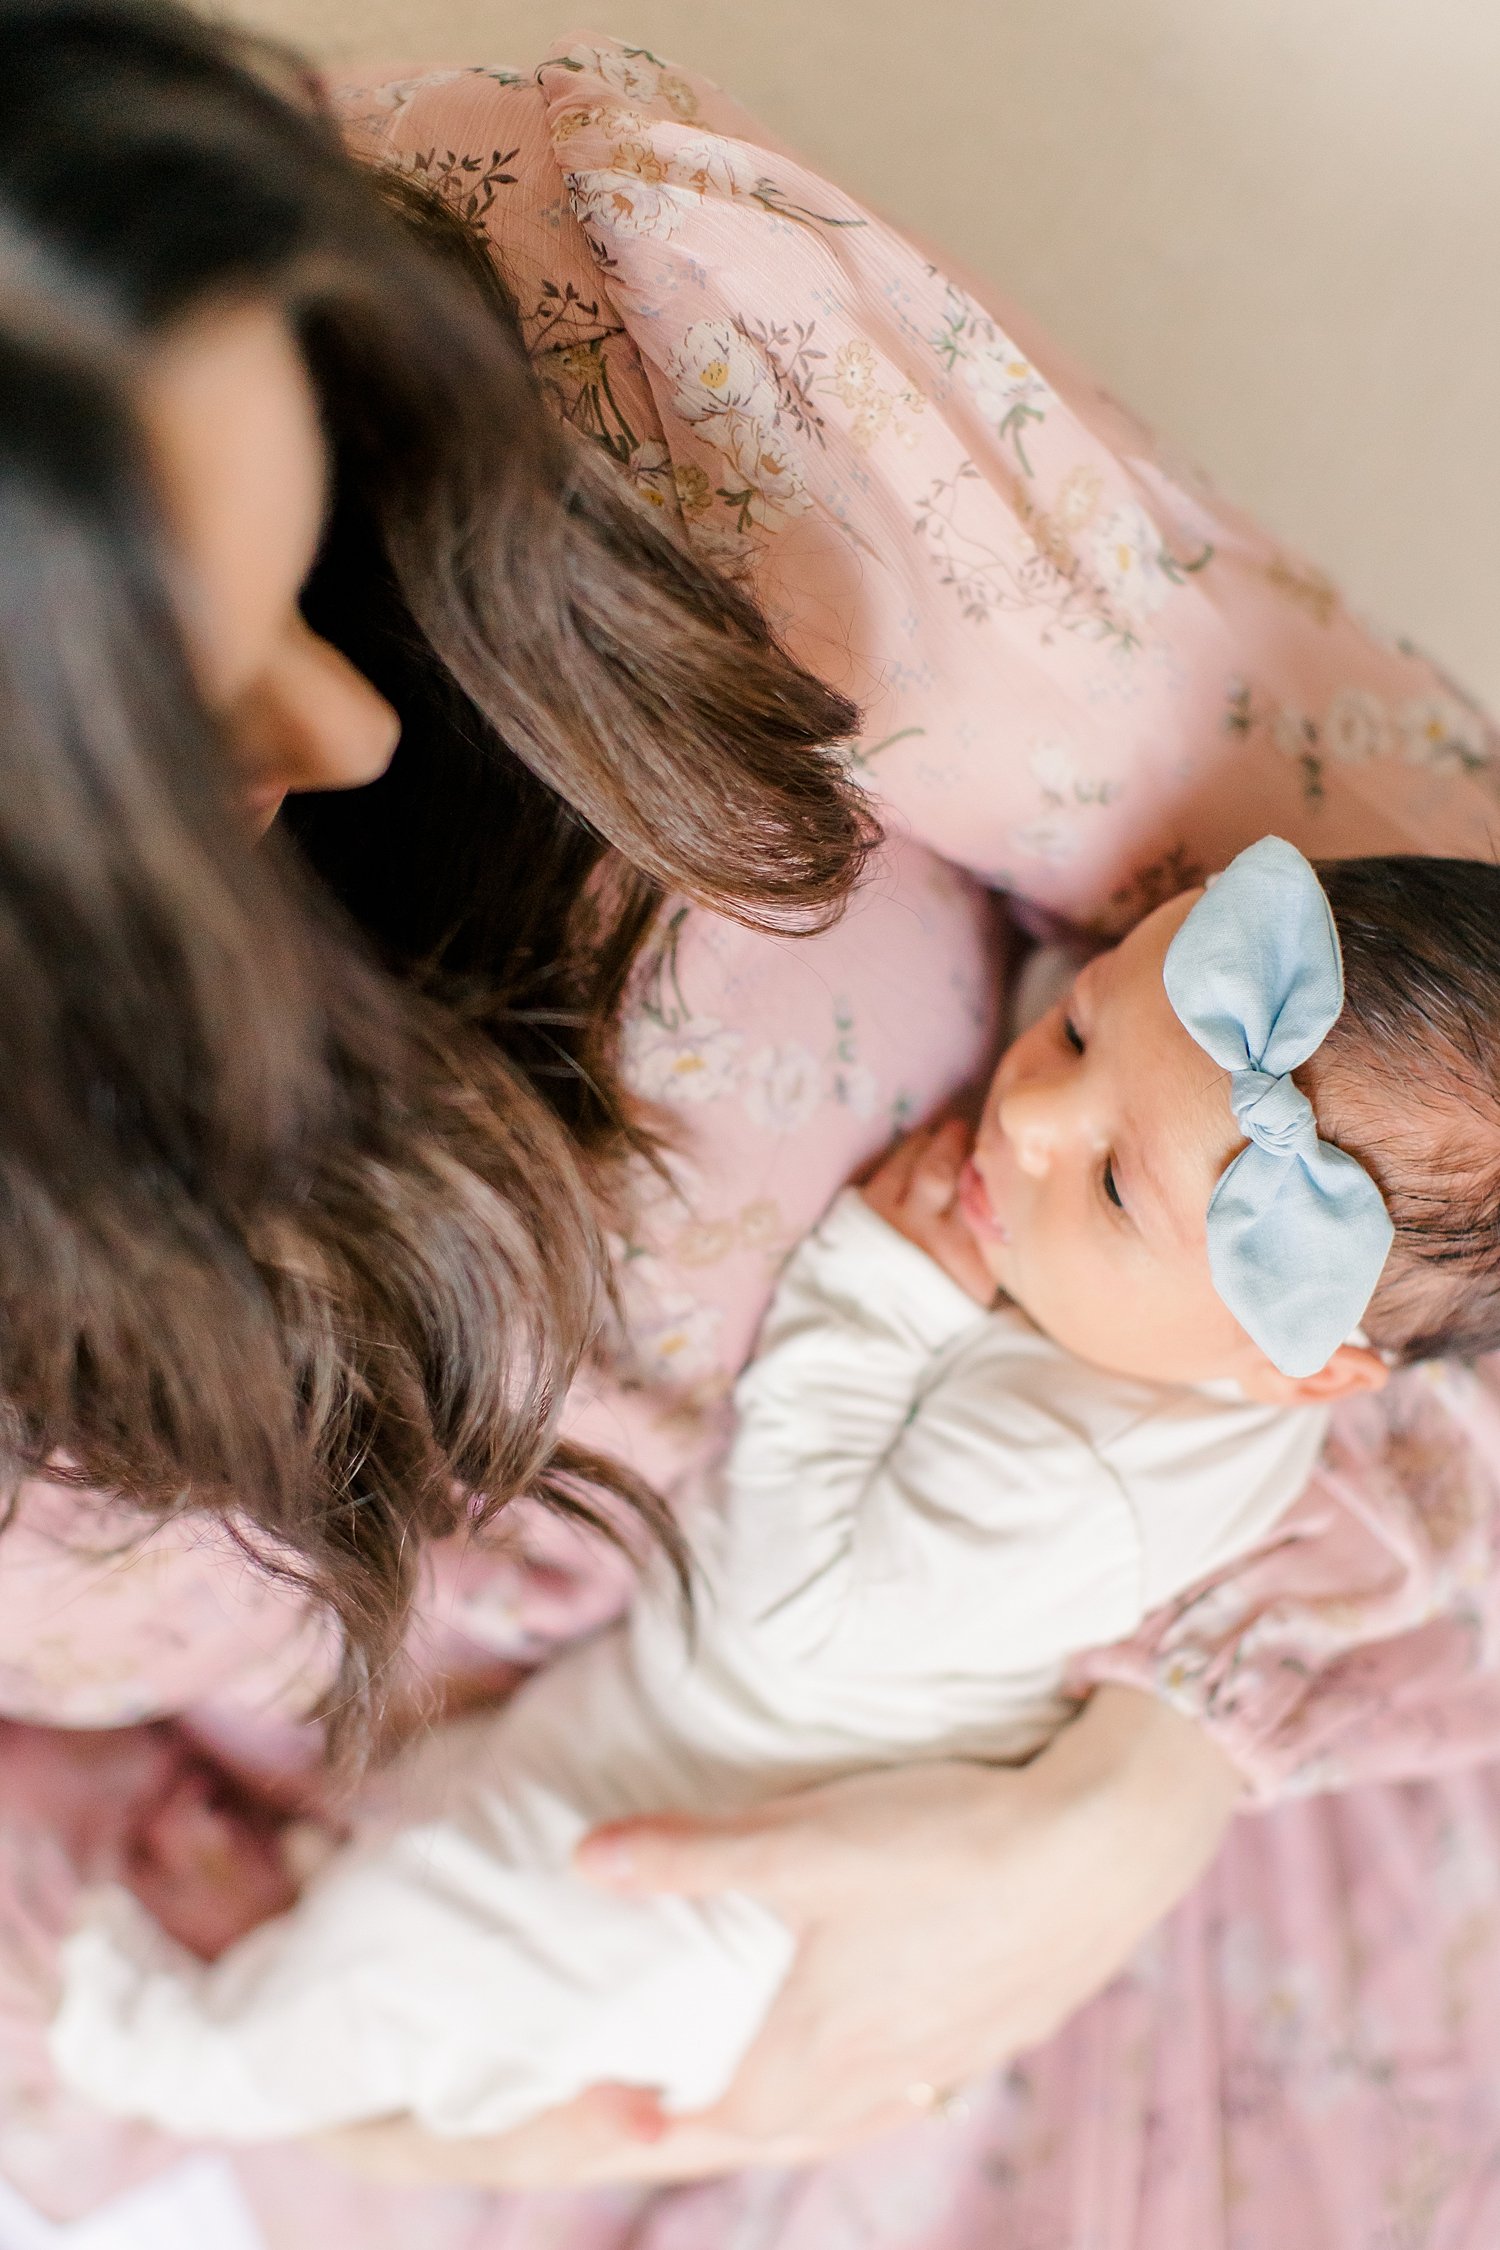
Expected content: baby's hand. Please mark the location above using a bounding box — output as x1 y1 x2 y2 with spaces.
122 1763 309 1961
861 1120 998 1306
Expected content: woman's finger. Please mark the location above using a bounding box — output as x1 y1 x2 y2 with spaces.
575 1805 826 1910
313 2081 668 2187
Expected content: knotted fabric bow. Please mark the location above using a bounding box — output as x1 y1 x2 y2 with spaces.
1162 837 1393 1378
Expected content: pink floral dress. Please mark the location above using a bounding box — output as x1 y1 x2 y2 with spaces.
1 35 1499 2248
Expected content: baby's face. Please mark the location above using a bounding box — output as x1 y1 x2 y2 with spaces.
959 891 1289 1390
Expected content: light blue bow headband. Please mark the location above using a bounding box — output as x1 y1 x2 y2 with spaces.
1162 837 1393 1379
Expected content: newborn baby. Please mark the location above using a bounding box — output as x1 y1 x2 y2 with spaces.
50 840 1500 2140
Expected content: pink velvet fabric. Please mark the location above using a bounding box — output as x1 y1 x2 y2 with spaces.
1 35 1499 2244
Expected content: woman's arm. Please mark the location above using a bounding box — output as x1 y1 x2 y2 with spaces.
316 1684 1243 2185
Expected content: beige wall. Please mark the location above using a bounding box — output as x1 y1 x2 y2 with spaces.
216 0 1500 707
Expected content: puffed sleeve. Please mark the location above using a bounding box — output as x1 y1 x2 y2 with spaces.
1076 1359 1500 1796
521 36 1500 932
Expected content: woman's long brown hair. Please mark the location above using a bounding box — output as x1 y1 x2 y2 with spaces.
0 0 872 1743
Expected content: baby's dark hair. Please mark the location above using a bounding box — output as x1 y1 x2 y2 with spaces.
1309 856 1500 1363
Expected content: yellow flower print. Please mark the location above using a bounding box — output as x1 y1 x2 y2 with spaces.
1054 464 1104 532
1264 553 1339 625
552 102 611 143
559 340 607 385
665 321 811 535
833 340 878 407
622 1010 743 1103
828 340 926 452
658 70 700 120
668 320 775 421
1397 692 1493 773
1087 501 1173 621
672 1219 739 1268
849 398 890 450
610 134 669 186
624 439 676 513
737 1199 785 1254
673 461 714 516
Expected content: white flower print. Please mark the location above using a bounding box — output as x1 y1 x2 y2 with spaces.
665 320 811 534
714 413 809 531
559 42 700 120
1397 692 1492 772
964 334 1047 427
622 1012 743 1103
1322 687 1393 764
567 167 682 243
611 1251 724 1386
659 130 759 201
930 286 1053 469
1027 739 1100 801
742 1042 825 1133
1088 502 1173 621
667 318 779 424
1024 738 1119 831
622 1145 707 1232
1007 815 1082 865
581 44 663 102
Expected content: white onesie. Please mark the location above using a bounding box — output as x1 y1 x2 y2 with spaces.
50 1191 1329 2142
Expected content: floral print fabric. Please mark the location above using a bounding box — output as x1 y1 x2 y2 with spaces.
0 31 1497 2245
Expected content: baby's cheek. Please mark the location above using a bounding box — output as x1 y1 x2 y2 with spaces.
1021 1237 1167 1370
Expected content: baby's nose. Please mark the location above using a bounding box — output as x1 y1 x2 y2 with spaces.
997 1077 1072 1176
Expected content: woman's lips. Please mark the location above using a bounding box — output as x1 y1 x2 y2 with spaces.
958 1156 1007 1245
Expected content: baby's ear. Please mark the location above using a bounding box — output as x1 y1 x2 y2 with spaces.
1240 1341 1390 1405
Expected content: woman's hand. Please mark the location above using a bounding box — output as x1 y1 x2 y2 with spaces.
315 1686 1244 2186
861 1118 995 1305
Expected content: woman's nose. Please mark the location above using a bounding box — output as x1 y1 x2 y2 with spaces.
231 621 400 802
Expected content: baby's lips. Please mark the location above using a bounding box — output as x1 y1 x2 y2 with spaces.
958 1156 1007 1244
